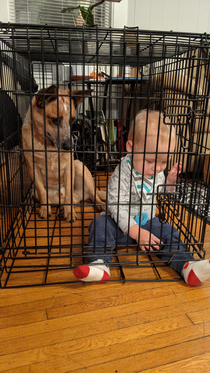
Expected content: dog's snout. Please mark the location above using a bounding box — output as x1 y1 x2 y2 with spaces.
62 139 73 151
62 143 71 151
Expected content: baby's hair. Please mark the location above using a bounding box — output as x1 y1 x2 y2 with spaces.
128 109 175 146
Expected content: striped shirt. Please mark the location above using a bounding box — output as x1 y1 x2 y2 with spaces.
107 154 166 233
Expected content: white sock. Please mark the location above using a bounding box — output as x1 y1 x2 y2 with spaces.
182 259 210 286
74 259 110 282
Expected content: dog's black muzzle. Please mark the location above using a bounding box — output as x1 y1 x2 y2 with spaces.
61 137 74 151
61 141 74 151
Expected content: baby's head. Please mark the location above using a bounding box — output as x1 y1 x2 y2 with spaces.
126 110 175 177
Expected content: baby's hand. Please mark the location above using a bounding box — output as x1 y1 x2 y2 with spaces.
166 162 182 186
138 228 162 252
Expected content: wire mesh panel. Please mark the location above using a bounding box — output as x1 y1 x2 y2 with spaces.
0 23 210 287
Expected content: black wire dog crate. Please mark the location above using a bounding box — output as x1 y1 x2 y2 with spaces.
1 23 210 288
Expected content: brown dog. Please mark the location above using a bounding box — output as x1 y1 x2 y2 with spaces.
22 85 106 222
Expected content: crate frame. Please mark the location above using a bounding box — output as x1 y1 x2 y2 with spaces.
1 23 210 288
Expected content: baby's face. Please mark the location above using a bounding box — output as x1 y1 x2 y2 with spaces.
127 135 175 178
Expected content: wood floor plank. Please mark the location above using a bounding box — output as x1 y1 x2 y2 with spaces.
0 276 178 306
140 352 210 373
1 366 31 373
65 336 210 373
2 283 210 344
0 315 191 371
0 309 192 355
1 290 193 346
0 282 173 318
0 288 177 342
46 284 210 320
0 284 82 306
187 308 210 324
46 287 176 320
29 323 210 373
0 310 47 329
1 367 30 373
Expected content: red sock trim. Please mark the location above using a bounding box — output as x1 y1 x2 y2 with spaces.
183 262 190 269
101 270 110 282
187 269 202 286
74 265 90 279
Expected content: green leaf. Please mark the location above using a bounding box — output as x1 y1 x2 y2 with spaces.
61 6 80 14
61 5 94 26
85 7 95 26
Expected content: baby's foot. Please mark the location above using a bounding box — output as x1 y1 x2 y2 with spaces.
74 259 110 282
182 260 210 286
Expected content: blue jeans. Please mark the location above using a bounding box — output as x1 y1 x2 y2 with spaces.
87 215 195 278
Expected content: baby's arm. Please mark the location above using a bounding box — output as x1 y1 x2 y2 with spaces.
107 166 137 233
166 162 182 192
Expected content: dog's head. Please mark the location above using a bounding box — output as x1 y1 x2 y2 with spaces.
33 85 92 150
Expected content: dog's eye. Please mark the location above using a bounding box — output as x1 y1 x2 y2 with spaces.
51 117 61 126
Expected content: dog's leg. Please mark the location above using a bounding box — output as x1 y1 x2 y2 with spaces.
95 190 106 211
63 154 77 222
90 190 106 212
74 160 106 212
26 160 52 218
58 192 80 220
82 165 106 211
36 179 52 219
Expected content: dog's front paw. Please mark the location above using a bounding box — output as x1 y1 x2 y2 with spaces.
64 206 77 222
96 203 105 212
39 205 52 219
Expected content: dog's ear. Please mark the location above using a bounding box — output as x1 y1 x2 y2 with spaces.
35 85 57 108
71 89 93 109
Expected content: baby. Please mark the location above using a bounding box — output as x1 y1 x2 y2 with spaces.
74 110 210 285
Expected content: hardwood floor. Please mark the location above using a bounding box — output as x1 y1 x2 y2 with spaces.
1 210 210 372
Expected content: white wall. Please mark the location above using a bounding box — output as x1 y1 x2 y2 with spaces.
112 0 210 33
1 0 11 22
111 0 129 28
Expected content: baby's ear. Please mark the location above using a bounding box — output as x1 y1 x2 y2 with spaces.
126 140 133 153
